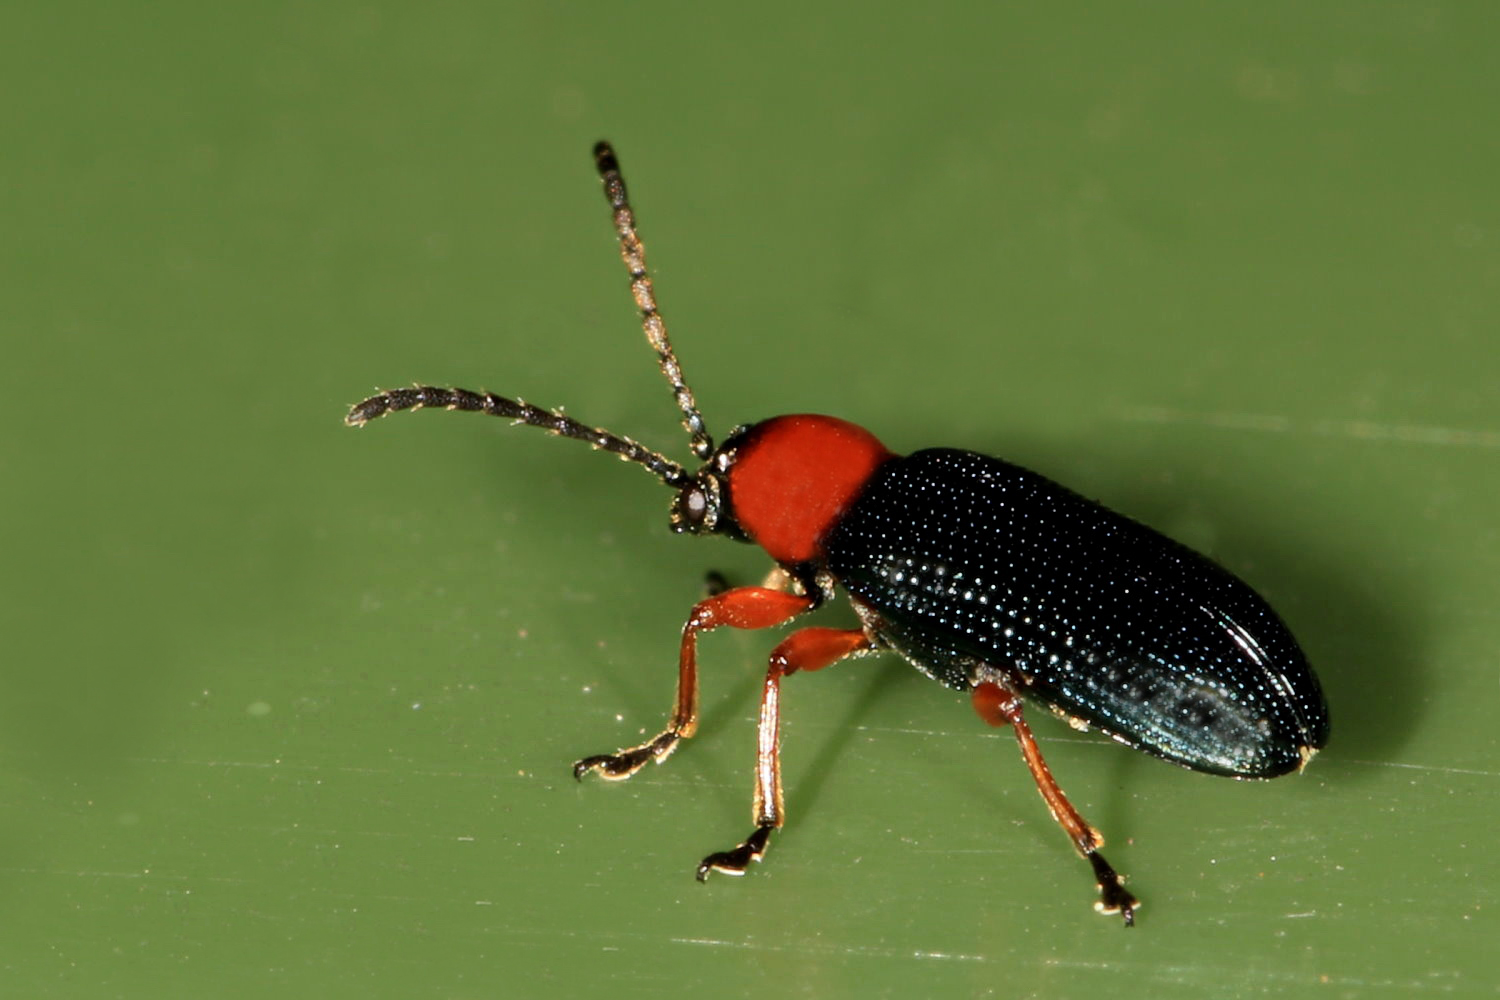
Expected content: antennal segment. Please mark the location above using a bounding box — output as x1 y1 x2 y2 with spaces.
346 385 690 487
593 141 714 462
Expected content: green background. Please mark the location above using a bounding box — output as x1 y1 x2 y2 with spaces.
3 3 1496 997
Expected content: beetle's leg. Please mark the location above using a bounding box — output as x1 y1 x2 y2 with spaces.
758 565 796 592
972 679 1140 927
573 587 815 781
701 564 801 600
697 627 875 879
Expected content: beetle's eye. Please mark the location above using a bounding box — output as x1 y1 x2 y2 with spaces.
670 483 713 534
680 487 709 531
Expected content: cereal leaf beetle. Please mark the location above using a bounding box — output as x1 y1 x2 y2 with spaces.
346 142 1330 926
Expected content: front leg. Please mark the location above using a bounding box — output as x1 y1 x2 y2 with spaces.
573 586 815 781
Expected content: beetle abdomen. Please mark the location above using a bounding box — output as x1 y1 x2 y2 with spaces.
824 448 1329 777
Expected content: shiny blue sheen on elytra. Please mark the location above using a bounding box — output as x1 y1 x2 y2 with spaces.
825 448 1330 778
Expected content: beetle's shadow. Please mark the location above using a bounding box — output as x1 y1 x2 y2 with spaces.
776 656 916 829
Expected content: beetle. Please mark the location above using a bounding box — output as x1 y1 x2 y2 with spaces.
346 141 1329 926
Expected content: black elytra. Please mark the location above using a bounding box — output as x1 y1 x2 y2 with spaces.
346 141 1331 928
826 448 1329 778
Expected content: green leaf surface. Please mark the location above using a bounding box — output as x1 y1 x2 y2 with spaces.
3 3 1496 997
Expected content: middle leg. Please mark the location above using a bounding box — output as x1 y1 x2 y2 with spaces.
697 627 876 879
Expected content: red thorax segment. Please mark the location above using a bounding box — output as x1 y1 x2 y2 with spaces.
726 415 895 566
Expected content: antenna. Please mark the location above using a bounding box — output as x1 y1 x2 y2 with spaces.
593 141 715 462
342 142 717 489
345 385 689 487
